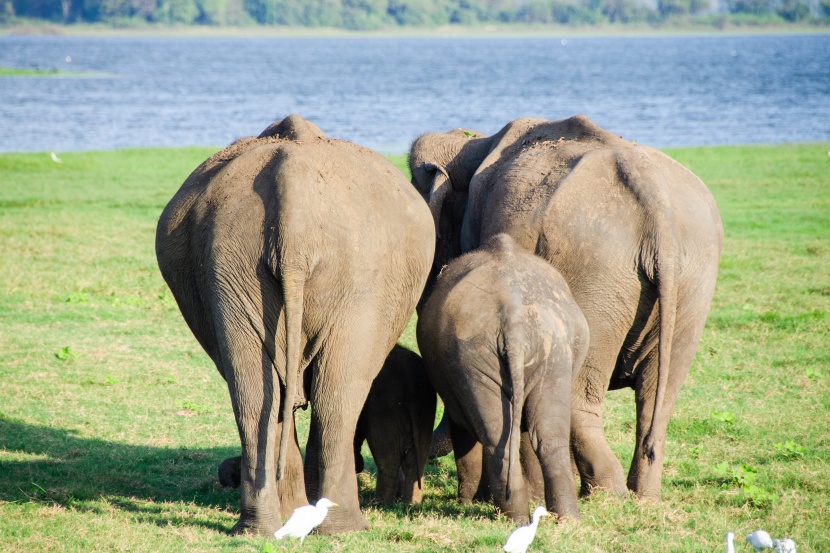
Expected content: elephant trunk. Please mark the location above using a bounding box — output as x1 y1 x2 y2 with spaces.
427 166 451 239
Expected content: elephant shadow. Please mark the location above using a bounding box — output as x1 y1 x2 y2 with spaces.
1 414 415 531
0 416 240 532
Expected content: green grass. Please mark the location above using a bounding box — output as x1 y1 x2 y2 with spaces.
0 66 108 77
1 143 829 551
0 66 73 76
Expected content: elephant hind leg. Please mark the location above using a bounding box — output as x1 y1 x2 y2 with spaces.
520 431 545 503
218 326 283 536
627 319 705 499
524 383 579 521
216 415 306 518
448 419 488 504
398 447 425 504
277 413 308 516
308 327 389 535
570 345 628 499
570 401 627 499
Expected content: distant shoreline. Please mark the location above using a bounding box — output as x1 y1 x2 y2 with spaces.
2 20 829 39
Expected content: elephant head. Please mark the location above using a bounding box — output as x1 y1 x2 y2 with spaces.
408 118 547 294
409 129 492 289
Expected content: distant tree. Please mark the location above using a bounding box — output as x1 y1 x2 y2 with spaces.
300 0 342 26
516 0 555 22
689 0 710 14
776 0 810 20
13 0 67 20
219 0 253 23
516 0 605 23
153 0 198 22
243 0 304 24
728 0 772 15
341 0 389 28
448 0 485 24
601 0 646 21
1 1 13 22
481 0 517 21
386 0 447 25
196 0 227 23
821 0 830 16
658 0 690 17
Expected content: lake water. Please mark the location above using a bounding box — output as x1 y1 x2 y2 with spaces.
1 33 828 154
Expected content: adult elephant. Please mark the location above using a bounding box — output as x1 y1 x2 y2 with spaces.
409 115 723 500
156 115 434 535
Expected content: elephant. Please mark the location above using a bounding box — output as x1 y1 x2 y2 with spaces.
218 347 436 505
155 114 435 535
417 233 589 523
352 345 436 505
409 115 723 500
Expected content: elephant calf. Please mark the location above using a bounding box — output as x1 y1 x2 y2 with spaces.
417 233 588 523
353 345 436 505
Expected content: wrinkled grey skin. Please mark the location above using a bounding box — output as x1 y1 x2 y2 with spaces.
156 115 434 536
220 345 436 505
417 233 588 523
410 115 723 500
353 345 436 505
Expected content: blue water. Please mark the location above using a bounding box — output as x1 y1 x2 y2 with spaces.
1 34 828 154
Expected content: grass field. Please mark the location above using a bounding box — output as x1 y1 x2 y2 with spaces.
0 143 828 552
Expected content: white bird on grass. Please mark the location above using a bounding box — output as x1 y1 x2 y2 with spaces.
726 531 736 553
503 506 551 553
50 152 62 163
746 529 774 552
772 537 796 553
274 497 338 545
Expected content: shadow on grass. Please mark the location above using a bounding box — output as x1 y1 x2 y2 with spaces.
1 414 489 531
0 415 239 532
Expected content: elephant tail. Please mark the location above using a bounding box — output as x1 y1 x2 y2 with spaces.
643 191 679 465
277 272 304 481
502 276 525 502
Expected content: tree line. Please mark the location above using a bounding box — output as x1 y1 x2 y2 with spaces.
5 0 830 28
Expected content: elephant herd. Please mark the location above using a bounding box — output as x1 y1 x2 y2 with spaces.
155 113 723 536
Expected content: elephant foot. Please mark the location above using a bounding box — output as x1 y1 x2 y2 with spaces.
496 506 529 525
218 456 241 488
579 478 629 499
229 513 281 537
548 498 580 523
315 506 369 535
629 487 661 502
555 511 579 524
627 468 663 501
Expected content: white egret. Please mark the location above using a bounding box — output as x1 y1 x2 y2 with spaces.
274 497 338 545
503 506 551 553
773 537 796 553
50 152 62 163
726 531 735 553
746 529 774 552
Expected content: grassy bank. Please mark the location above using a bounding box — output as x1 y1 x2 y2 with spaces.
0 143 828 551
2 20 830 38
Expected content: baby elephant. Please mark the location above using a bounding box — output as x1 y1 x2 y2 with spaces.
354 345 436 504
417 233 589 523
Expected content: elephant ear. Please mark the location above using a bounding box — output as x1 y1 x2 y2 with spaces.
423 162 452 239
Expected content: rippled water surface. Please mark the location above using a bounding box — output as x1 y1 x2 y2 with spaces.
1 34 828 153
